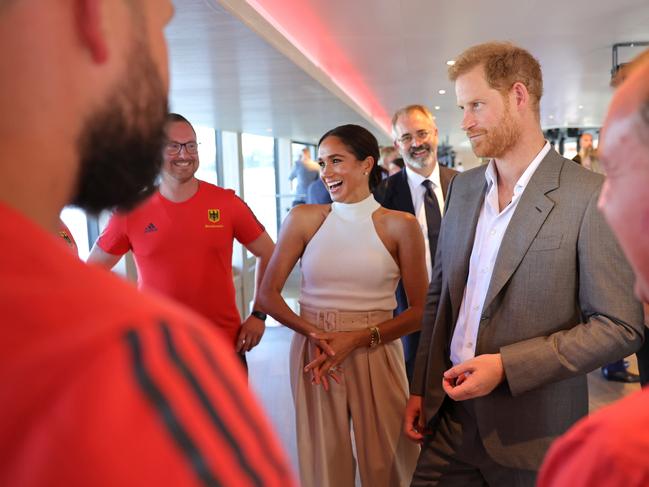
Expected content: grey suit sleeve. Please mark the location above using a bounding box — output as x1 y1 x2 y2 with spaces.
501 188 644 396
410 177 456 395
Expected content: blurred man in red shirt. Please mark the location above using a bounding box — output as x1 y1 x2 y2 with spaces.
0 1 295 486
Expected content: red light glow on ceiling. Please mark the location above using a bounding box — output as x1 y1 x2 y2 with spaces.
245 0 391 134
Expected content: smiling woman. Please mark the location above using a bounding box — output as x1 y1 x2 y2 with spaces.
316 124 383 201
259 124 428 487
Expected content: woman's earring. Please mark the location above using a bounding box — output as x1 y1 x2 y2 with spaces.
364 171 368 175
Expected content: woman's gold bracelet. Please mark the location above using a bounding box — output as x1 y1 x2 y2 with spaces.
368 326 381 348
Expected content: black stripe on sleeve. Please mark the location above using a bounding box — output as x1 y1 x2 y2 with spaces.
124 328 221 487
188 327 293 481
160 323 264 487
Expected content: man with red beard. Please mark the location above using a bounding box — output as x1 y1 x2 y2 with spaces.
89 114 274 359
404 42 643 486
375 105 457 382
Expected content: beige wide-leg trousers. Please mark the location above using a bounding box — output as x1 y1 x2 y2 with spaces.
290 307 420 487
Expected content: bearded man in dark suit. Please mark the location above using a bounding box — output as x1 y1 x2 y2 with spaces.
374 104 457 382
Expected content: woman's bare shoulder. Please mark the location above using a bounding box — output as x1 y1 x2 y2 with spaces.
374 206 418 227
289 203 330 219
285 203 331 233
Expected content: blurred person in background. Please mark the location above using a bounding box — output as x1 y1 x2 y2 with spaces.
289 146 320 206
388 156 405 176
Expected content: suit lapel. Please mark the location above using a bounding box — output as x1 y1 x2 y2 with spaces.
482 151 562 312
448 171 487 321
439 166 456 201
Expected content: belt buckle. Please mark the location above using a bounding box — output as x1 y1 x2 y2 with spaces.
317 309 338 332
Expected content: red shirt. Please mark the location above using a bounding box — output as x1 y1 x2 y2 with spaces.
0 203 295 487
538 387 649 486
97 182 264 344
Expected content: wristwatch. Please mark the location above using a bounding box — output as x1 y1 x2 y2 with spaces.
251 310 267 321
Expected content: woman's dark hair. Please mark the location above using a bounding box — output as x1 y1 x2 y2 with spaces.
318 124 382 190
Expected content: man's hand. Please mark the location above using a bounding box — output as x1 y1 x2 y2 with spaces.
442 353 505 401
403 394 425 443
235 315 266 353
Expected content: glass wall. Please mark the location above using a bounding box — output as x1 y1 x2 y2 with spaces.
194 125 218 185
563 140 578 161
60 207 90 260
241 133 278 241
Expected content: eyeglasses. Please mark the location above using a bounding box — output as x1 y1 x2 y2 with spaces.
398 130 431 145
165 141 199 155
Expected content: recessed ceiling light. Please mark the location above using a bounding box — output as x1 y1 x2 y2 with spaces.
578 105 584 109
434 106 441 110
438 89 446 95
548 115 554 119
446 60 456 66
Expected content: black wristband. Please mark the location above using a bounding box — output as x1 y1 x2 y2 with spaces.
251 310 267 321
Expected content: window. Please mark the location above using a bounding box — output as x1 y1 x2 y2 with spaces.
60 207 90 260
241 133 277 240
194 125 218 185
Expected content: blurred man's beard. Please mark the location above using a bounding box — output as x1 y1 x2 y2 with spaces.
581 146 596 157
72 44 168 214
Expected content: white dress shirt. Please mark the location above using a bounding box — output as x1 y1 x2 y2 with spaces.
450 142 551 366
405 164 445 280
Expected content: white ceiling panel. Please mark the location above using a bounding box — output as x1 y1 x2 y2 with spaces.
167 0 649 148
166 0 383 143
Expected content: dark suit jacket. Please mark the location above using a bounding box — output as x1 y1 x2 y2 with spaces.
374 165 457 221
411 149 644 469
374 165 457 377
